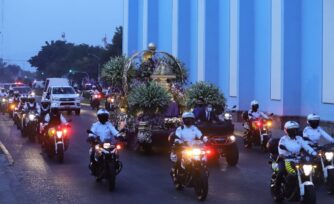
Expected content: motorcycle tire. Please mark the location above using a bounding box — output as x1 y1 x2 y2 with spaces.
327 168 334 194
261 135 269 152
270 172 284 202
194 169 209 201
142 143 152 154
106 162 116 192
57 144 64 163
170 167 183 190
302 185 316 204
224 142 239 166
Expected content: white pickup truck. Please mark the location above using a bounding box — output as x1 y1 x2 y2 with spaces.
42 78 81 115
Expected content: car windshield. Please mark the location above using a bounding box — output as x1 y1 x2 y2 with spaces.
13 87 31 94
52 87 75 94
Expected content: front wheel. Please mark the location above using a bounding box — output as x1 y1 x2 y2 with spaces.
57 143 64 163
270 172 284 202
106 162 116 192
194 169 209 201
327 168 334 194
302 185 316 204
224 142 239 166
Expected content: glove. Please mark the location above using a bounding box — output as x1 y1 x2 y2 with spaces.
116 136 126 142
86 136 95 143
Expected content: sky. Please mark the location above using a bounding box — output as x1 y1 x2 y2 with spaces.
0 0 123 71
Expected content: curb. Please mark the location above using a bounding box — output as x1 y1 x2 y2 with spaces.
0 140 14 166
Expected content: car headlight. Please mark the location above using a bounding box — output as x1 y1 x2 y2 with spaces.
103 143 111 149
28 114 35 120
224 113 232 120
325 152 334 162
229 135 236 142
302 164 313 176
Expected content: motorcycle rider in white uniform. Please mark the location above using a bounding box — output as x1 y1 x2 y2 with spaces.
303 114 334 146
248 100 269 120
87 109 124 171
275 121 317 187
170 112 203 163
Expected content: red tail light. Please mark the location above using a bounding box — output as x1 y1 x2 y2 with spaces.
206 150 211 155
257 121 262 127
63 128 67 135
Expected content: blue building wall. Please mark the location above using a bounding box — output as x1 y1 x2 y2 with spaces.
124 0 334 122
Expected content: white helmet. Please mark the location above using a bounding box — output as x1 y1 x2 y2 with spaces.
307 113 320 121
307 113 320 129
251 100 259 106
97 109 109 116
182 112 195 119
284 121 300 138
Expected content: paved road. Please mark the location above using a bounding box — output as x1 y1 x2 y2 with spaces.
0 107 332 204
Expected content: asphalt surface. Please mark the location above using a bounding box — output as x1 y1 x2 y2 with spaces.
0 107 333 204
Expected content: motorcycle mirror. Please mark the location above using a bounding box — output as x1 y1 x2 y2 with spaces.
270 113 274 116
203 136 209 143
232 105 237 109
86 129 93 134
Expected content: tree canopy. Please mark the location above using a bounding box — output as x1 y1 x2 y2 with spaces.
28 26 123 80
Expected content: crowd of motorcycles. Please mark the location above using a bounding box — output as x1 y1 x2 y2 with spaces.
1 91 334 203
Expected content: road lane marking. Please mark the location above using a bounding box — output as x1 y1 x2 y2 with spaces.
0 140 14 166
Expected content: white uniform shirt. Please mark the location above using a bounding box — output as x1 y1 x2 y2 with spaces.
175 125 203 142
278 135 315 157
90 121 119 142
303 126 334 144
24 103 41 114
44 113 67 124
248 110 269 120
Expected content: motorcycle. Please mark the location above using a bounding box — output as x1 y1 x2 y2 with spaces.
243 115 273 151
170 140 209 201
314 143 334 193
6 98 18 118
44 124 71 163
105 95 116 111
23 111 39 142
86 130 123 192
270 154 317 204
0 98 7 114
90 93 102 110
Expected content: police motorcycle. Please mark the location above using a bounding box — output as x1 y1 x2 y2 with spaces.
7 95 20 118
90 92 102 110
86 130 124 192
42 122 71 163
242 112 273 151
268 142 317 204
170 138 209 201
22 110 40 142
13 97 28 129
311 143 334 193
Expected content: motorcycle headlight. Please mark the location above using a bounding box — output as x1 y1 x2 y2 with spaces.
224 113 232 120
28 114 35 121
186 148 202 157
31 92 35 97
2 98 6 102
95 144 100 150
103 143 111 149
325 152 334 162
229 135 236 142
302 164 313 176
56 131 63 138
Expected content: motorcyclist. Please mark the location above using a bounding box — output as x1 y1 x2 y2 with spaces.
23 96 40 114
303 113 334 146
170 112 203 162
37 100 51 137
42 107 68 147
275 121 317 185
248 100 269 120
87 109 124 171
